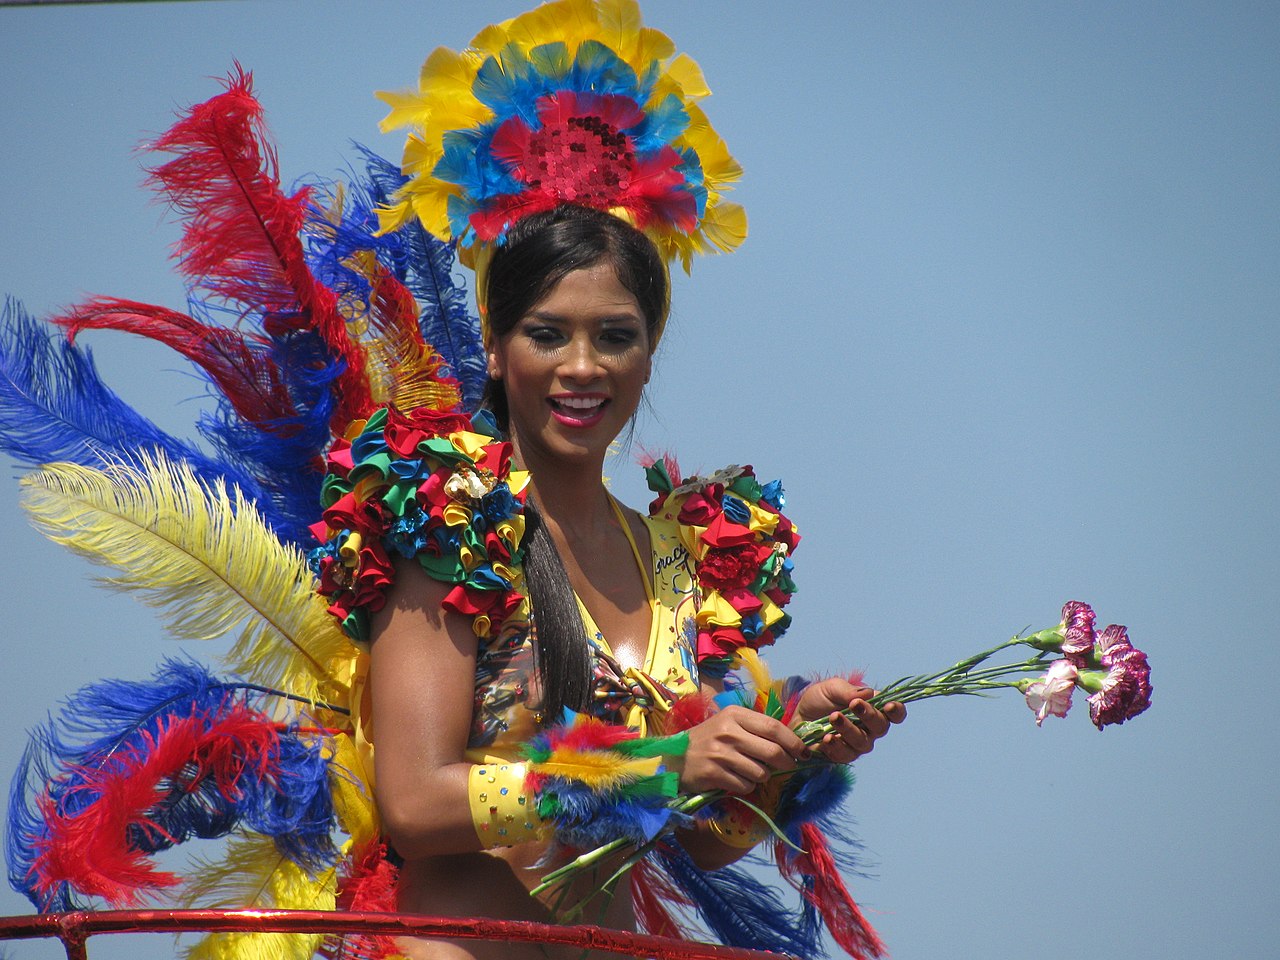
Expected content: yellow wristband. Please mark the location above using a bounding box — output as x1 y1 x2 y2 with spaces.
707 777 783 849
468 761 545 848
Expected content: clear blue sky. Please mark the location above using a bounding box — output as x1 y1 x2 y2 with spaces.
2 2 1277 958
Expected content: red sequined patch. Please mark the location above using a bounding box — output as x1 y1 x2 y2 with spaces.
519 113 635 204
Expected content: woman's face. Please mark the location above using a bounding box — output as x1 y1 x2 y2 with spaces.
487 261 652 470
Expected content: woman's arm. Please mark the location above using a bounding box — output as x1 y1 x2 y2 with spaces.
367 558 489 861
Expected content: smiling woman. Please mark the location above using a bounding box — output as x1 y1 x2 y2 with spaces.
1 2 906 959
360 200 905 960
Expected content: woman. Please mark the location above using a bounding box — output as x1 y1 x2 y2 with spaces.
365 204 906 959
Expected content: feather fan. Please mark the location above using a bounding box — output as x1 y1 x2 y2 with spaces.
182 834 336 960
19 455 355 701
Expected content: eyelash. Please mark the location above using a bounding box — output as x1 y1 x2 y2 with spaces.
523 326 639 348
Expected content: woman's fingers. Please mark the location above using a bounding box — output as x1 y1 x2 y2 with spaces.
681 706 806 793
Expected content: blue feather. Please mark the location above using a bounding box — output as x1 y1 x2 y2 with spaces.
653 845 822 958
631 93 689 152
240 732 338 871
307 147 486 411
5 658 339 909
0 300 254 488
6 734 80 912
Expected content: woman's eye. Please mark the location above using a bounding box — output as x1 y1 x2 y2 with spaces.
526 326 563 344
601 328 639 346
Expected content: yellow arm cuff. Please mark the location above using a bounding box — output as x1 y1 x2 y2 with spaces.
707 776 783 849
468 761 545 848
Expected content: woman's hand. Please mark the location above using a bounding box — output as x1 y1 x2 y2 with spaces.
794 677 907 764
677 705 808 795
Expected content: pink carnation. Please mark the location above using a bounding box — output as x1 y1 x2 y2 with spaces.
1060 600 1096 662
1023 660 1079 726
1086 625 1153 729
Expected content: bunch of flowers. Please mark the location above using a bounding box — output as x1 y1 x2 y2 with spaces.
307 405 530 642
528 601 1153 922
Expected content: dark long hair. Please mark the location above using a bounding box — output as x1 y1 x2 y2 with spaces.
483 205 668 723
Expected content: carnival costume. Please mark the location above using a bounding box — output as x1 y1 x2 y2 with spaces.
1 3 882 959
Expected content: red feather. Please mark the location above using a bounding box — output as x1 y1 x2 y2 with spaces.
146 65 373 430
776 824 886 960
58 297 299 429
631 855 694 940
321 839 401 960
31 708 279 907
661 692 718 734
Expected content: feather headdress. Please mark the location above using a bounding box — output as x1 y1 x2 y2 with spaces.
377 0 747 316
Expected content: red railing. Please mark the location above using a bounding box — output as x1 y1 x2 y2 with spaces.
0 909 795 960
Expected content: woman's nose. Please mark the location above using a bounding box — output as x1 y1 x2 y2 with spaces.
559 335 605 382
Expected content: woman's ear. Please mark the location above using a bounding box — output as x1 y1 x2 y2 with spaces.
486 342 504 381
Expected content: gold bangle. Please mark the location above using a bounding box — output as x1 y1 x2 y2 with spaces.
468 761 544 848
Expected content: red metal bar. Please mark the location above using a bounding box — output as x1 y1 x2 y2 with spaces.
0 909 796 960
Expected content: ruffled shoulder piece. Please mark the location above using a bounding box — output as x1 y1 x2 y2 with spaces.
308 405 530 643
643 458 799 673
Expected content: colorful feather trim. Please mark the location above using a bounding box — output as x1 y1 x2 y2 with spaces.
524 714 688 847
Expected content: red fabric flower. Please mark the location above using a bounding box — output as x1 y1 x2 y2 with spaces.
676 485 725 526
442 585 523 636
322 490 389 538
383 406 472 458
701 513 756 548
324 438 355 478
697 624 746 660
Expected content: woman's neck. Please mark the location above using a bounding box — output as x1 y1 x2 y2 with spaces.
511 442 617 545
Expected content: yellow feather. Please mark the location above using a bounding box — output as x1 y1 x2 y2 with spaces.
330 731 380 848
732 647 774 700
181 835 335 960
20 457 356 703
699 201 749 255
536 747 662 790
595 0 642 61
659 52 709 101
340 252 461 413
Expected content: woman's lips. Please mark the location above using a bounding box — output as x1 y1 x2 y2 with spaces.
547 394 609 427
